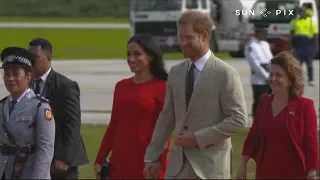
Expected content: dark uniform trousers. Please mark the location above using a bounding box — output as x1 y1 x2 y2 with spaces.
252 84 271 117
292 35 315 81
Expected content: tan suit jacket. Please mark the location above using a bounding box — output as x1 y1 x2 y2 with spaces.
144 54 248 179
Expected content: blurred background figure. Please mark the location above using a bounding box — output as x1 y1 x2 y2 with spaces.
94 34 171 179
244 28 272 117
238 51 318 179
290 6 318 87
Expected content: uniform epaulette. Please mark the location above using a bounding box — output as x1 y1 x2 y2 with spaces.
0 96 7 103
35 94 49 103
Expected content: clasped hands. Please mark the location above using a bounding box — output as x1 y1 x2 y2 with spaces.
143 132 198 179
54 160 69 172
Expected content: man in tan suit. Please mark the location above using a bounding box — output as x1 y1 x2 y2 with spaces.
143 11 248 179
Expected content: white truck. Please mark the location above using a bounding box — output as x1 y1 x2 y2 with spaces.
129 0 255 55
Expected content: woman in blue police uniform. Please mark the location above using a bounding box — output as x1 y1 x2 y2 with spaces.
0 47 55 179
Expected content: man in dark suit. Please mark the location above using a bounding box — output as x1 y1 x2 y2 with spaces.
28 38 89 179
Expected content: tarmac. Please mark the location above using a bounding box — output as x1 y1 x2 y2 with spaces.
0 58 318 127
0 59 319 126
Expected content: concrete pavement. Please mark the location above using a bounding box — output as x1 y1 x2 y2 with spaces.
0 59 318 126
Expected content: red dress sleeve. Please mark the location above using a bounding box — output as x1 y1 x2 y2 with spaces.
153 81 172 179
242 93 269 157
94 82 121 165
303 99 319 170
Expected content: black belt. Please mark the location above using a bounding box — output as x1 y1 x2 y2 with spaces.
0 145 36 155
251 63 270 74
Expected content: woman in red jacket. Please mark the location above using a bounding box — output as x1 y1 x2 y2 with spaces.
94 34 171 179
237 51 319 179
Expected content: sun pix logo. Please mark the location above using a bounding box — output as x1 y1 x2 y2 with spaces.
235 8 295 17
259 8 272 17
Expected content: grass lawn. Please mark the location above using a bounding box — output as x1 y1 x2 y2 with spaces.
79 125 255 179
0 16 128 23
0 28 230 60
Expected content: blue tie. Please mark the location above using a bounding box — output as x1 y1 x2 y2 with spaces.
9 100 17 116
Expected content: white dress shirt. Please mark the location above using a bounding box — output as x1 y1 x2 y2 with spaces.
188 50 211 86
34 68 51 94
9 88 31 102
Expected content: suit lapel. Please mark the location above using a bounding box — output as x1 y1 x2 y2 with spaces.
10 90 35 119
176 61 189 113
185 54 215 120
42 69 55 99
286 97 299 125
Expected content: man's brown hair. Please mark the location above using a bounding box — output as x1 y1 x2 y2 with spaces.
271 51 304 97
178 11 214 37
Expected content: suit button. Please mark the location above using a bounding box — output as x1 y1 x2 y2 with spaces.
4 133 7 136
4 161 6 164
184 126 188 129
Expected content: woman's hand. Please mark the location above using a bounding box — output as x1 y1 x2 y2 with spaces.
236 164 247 179
94 164 102 180
307 169 317 179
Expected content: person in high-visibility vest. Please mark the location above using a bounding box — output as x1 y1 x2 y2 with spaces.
290 7 318 86
305 8 313 16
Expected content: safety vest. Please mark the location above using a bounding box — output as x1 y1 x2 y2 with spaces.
290 17 317 37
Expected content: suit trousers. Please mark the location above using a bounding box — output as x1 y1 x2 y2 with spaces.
1 173 4 180
252 84 271 117
51 167 78 180
165 154 199 179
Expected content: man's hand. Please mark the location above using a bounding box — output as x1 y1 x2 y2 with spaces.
307 169 317 179
55 160 69 172
176 132 198 148
94 164 102 180
143 162 162 179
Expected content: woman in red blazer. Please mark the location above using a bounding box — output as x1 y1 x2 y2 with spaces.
237 51 319 179
93 34 171 179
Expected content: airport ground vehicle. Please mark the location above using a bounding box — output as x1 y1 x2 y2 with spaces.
129 0 318 58
245 0 319 57
129 0 255 54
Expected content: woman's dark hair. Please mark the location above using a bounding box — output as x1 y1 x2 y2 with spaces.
127 34 168 81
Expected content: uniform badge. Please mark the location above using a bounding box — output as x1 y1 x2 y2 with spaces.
44 109 53 121
247 46 252 52
14 163 22 170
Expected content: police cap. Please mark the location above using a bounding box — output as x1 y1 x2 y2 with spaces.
0 47 35 69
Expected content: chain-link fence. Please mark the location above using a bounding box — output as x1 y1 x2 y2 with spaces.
0 0 130 17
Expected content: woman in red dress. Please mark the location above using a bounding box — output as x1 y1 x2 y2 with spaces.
237 51 318 179
94 34 171 179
